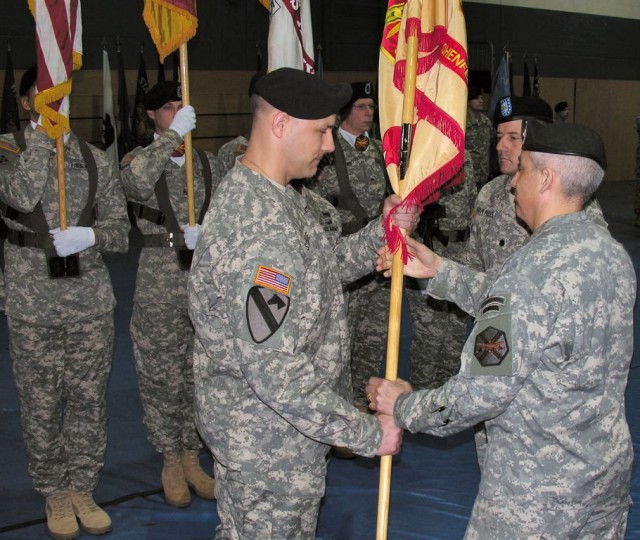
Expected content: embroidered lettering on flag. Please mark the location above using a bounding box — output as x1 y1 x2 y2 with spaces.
254 265 292 296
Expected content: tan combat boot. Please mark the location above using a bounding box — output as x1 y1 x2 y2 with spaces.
181 450 216 500
69 490 112 535
162 451 191 507
45 490 80 540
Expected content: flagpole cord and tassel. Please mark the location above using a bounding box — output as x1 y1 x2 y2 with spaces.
179 43 195 226
377 28 419 540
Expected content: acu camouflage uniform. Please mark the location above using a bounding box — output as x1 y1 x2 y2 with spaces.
408 151 476 392
0 125 129 496
405 212 635 539
310 130 405 407
466 173 608 467
216 135 342 244
120 128 222 455
465 106 491 188
189 161 385 539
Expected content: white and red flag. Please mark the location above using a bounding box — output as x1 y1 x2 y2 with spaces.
261 0 315 73
379 0 467 256
28 0 82 140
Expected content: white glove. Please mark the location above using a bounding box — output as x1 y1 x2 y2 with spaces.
49 226 95 257
182 224 201 250
169 105 196 138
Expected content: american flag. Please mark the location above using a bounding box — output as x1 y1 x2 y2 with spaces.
28 0 82 140
255 265 292 296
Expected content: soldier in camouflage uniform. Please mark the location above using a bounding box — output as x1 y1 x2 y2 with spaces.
465 86 491 189
188 68 406 540
369 122 634 539
308 81 414 420
407 150 476 391
466 96 607 468
0 66 129 539
120 81 219 508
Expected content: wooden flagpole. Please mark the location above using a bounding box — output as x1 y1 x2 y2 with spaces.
179 43 195 227
376 29 419 540
56 137 67 230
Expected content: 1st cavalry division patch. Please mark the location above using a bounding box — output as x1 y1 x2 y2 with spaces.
246 265 292 343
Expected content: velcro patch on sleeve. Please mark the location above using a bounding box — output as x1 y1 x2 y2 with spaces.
470 294 513 376
254 265 292 296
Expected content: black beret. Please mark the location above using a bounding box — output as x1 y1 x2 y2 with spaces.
523 121 607 170
345 81 375 106
468 86 483 101
144 81 182 110
248 69 267 97
20 64 37 97
494 96 553 126
554 101 569 113
254 68 352 120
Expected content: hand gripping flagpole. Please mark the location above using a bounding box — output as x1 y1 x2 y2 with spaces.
377 29 419 540
179 43 195 227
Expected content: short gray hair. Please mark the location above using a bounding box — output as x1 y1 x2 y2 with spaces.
529 152 604 206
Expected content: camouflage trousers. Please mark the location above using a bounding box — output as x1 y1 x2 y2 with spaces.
348 275 412 408
213 460 321 540
8 312 114 497
131 302 202 454
464 491 630 539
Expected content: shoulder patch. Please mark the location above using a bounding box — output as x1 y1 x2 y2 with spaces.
246 286 290 343
254 265 292 296
474 326 510 366
0 140 21 155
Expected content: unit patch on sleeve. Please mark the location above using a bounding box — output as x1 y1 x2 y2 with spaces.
245 265 292 344
469 293 513 376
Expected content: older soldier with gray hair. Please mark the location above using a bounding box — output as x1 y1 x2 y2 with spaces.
0 65 129 539
368 121 635 539
188 67 410 539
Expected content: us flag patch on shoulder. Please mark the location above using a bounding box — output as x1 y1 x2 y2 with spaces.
254 265 292 296
0 140 20 154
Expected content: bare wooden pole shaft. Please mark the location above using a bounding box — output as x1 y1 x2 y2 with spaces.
56 136 67 230
179 43 195 226
376 31 419 540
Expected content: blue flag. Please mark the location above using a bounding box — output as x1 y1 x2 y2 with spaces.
489 51 511 119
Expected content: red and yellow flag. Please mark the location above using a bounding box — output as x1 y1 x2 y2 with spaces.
379 0 467 253
28 0 82 140
143 0 197 63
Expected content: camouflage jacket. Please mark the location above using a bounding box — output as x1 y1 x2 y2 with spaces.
465 107 491 187
0 126 129 325
400 212 635 506
120 129 222 307
188 161 384 497
310 130 387 229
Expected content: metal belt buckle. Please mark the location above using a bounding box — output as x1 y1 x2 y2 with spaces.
48 253 81 278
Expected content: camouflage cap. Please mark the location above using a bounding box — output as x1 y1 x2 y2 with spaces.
255 67 352 120
494 95 553 126
523 120 607 170
144 81 182 110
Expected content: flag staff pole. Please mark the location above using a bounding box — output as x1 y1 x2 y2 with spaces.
376 28 419 540
179 43 195 226
56 136 67 230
